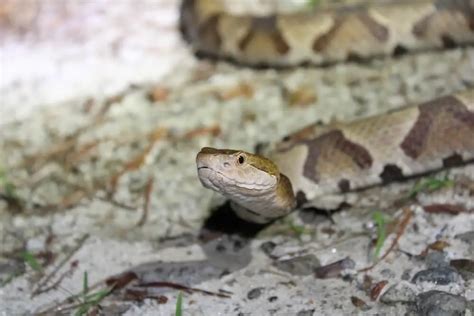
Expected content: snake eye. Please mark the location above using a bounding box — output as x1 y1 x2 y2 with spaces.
237 155 245 164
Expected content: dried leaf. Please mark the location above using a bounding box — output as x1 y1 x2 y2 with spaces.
123 289 168 304
423 204 468 215
148 86 169 102
288 86 317 107
429 240 450 251
361 274 373 293
314 257 355 279
218 83 254 100
137 177 154 227
350 296 370 310
370 280 388 301
105 271 138 290
450 259 474 273
183 125 221 139
110 128 167 189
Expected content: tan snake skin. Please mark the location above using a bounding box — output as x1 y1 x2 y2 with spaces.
186 0 474 223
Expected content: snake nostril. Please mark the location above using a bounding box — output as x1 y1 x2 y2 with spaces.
223 162 230 168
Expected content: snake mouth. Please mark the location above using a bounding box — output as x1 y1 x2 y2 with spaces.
197 165 275 194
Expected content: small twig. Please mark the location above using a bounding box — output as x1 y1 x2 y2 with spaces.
358 207 412 273
34 261 79 295
33 190 89 214
182 125 221 139
137 177 154 227
423 203 469 215
95 196 137 211
37 286 113 315
138 281 231 298
109 128 167 191
31 234 89 297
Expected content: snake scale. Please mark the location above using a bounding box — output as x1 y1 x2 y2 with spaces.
181 0 474 223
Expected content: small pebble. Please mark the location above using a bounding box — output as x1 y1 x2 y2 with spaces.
380 268 396 278
273 254 320 276
425 251 449 269
296 309 315 316
380 282 416 305
415 290 467 316
247 287 263 300
411 267 462 285
260 241 276 256
0 259 25 284
450 259 474 281
455 231 474 245
401 269 411 281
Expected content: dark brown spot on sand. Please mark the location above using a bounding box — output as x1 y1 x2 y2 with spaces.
295 190 308 207
379 164 404 184
347 52 364 63
441 34 456 48
442 153 464 167
338 179 351 193
392 44 408 56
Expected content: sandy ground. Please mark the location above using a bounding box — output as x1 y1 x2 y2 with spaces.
1 1 473 315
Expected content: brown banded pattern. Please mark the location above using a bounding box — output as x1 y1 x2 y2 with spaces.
181 0 474 67
302 130 373 183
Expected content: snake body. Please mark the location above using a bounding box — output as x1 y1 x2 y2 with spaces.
180 0 474 67
186 0 474 223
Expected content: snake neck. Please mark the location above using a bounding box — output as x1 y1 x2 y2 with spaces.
230 173 297 224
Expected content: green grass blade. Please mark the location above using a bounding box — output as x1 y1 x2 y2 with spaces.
175 291 183 316
22 252 42 272
75 288 111 316
308 0 321 8
408 176 453 198
0 167 17 198
372 211 386 259
83 271 89 296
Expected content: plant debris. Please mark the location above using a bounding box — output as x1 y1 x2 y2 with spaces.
175 291 183 316
314 257 355 279
123 288 168 303
148 85 170 103
137 177 154 227
288 86 317 107
423 204 469 215
32 234 89 297
370 280 388 301
372 211 387 259
138 281 231 298
350 296 370 310
359 208 413 273
217 82 254 100
408 176 453 199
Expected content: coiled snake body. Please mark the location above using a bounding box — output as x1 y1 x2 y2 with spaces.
183 0 474 223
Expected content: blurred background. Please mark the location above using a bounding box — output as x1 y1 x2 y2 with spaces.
1 0 183 125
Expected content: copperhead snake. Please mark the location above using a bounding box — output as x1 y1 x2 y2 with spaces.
181 0 474 223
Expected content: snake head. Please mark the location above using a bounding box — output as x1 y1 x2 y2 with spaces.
196 147 296 223
196 147 279 195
